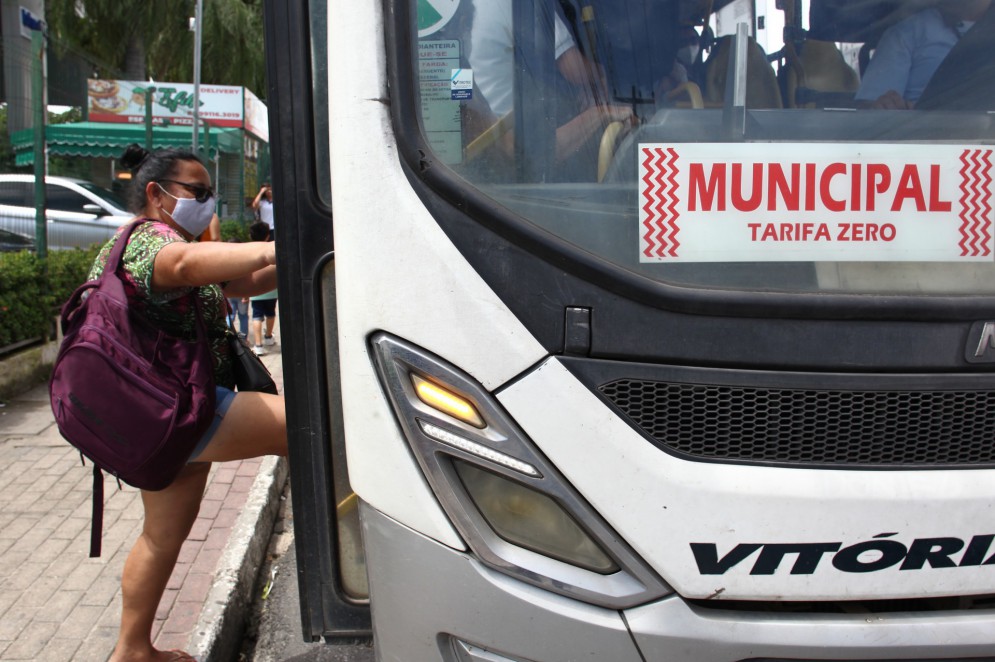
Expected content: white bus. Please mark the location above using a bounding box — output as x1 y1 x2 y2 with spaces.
263 0 995 659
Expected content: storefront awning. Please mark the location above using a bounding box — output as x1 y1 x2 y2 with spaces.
12 121 244 166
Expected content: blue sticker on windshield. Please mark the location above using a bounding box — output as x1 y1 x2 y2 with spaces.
451 69 472 101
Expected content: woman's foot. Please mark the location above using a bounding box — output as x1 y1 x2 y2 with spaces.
109 647 197 662
163 651 197 662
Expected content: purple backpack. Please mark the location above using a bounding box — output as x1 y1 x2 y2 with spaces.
49 220 216 556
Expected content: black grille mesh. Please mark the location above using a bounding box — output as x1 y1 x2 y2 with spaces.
598 380 995 466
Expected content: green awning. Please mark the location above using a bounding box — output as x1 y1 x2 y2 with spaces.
12 121 244 167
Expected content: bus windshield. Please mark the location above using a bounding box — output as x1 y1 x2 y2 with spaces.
407 0 995 296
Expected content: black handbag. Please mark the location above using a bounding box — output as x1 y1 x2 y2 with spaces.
228 332 278 394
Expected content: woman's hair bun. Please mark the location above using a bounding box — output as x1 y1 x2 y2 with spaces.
120 143 150 171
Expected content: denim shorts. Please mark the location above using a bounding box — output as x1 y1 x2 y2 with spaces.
188 386 237 462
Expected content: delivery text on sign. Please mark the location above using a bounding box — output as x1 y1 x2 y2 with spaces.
638 143 994 263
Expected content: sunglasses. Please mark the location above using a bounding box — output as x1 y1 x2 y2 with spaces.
157 179 215 203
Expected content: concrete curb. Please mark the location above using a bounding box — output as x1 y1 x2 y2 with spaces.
188 454 290 662
0 340 58 402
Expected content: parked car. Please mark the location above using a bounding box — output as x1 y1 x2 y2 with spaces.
0 227 34 253
0 175 132 250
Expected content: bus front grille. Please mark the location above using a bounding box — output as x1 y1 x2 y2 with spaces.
598 379 995 467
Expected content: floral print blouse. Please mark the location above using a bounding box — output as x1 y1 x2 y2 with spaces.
89 219 234 388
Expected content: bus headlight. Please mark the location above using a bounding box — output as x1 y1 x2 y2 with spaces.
371 333 670 609
454 460 619 574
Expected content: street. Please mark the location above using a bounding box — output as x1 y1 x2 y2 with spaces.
240 483 375 662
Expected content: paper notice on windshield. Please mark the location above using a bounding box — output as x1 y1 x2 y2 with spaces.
638 143 994 262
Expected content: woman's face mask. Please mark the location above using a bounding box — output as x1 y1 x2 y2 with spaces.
156 183 215 237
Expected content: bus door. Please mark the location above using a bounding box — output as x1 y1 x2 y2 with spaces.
262 0 371 639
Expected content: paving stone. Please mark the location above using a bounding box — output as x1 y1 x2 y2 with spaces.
231 475 256 493
159 600 201 634
79 576 121 608
61 562 103 592
37 637 81 662
10 574 63 611
197 497 223 519
1 562 46 591
0 621 59 660
154 631 191 653
69 626 116 662
155 587 179 621
176 572 214 605
34 590 84 623
0 612 28 641
214 507 242 528
53 604 103 640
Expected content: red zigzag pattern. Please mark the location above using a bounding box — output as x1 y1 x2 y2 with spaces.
958 149 993 258
641 147 681 258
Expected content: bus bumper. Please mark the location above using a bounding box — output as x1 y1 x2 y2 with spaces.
361 503 995 661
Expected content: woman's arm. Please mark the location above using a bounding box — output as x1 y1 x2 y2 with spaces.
223 265 278 298
152 240 276 291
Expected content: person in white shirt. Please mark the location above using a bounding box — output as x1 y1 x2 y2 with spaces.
856 0 991 109
252 182 275 236
469 0 635 164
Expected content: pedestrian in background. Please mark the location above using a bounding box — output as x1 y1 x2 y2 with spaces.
251 181 275 239
248 221 278 355
226 238 250 338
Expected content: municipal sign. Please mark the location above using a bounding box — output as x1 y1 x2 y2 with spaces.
638 143 994 262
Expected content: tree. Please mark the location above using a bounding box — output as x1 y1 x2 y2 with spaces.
45 0 267 98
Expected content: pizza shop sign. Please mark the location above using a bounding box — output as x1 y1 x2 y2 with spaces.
638 143 994 262
87 79 246 128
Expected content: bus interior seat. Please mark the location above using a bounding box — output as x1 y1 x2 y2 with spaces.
703 35 782 109
782 39 858 108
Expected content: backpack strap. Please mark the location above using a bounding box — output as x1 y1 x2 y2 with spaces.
90 464 103 558
83 219 207 557
107 218 209 342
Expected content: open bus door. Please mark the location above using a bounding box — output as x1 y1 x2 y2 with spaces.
262 0 372 640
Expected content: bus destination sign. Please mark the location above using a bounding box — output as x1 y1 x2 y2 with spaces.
638 143 994 263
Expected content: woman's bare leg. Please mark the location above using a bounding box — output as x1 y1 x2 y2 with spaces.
109 392 285 661
110 462 211 662
194 391 287 462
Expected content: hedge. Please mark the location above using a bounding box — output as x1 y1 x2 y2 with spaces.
0 245 101 348
0 218 250 349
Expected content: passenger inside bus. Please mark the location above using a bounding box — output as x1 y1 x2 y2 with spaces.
855 0 993 109
468 0 636 171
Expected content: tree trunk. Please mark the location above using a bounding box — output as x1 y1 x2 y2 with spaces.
123 32 146 80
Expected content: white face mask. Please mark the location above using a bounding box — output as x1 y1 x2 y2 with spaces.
157 183 215 237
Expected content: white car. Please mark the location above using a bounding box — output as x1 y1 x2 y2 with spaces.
0 175 132 250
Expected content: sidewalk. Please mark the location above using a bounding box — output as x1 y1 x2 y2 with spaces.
0 335 287 662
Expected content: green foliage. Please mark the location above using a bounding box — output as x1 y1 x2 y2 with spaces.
0 245 100 348
0 107 16 173
45 0 266 98
49 108 83 124
0 252 48 347
47 245 102 306
220 218 249 243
